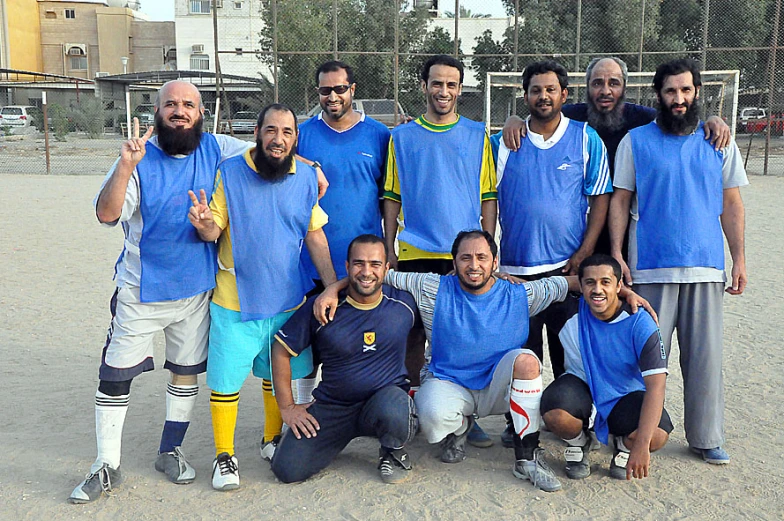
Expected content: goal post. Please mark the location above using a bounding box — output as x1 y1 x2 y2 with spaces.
485 69 740 135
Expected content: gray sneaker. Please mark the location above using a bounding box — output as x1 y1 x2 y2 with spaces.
440 416 474 463
513 448 562 492
155 446 196 484
68 463 123 504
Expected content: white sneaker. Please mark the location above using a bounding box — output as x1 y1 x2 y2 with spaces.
260 435 281 462
211 452 240 491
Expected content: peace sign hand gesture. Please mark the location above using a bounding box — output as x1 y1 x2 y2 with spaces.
187 188 215 233
120 117 154 167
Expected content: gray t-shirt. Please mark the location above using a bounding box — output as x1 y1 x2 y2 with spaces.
613 123 749 284
94 134 251 289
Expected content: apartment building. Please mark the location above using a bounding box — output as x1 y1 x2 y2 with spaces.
0 0 44 71
38 0 175 79
174 0 270 79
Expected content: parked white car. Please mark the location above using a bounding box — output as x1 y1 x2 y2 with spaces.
0 105 36 128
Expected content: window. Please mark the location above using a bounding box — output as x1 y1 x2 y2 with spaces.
65 8 75 18
45 10 56 18
234 1 243 8
70 56 88 70
190 54 209 70
190 0 211 14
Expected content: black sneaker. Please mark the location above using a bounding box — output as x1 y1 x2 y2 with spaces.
440 416 474 463
610 439 630 480
68 463 123 504
564 434 592 480
378 447 412 484
501 422 515 448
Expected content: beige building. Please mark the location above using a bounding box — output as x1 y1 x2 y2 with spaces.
38 0 174 79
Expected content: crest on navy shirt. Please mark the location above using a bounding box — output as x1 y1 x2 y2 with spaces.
363 331 377 352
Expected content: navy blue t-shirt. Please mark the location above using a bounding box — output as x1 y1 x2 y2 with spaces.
563 102 656 176
275 285 419 406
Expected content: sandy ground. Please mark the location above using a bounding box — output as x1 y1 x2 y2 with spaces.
1 173 783 521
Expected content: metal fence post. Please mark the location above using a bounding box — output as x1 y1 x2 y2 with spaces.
42 90 51 175
453 0 459 57
511 0 519 115
764 0 781 176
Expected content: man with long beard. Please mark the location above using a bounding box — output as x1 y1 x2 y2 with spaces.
188 103 336 491
69 80 254 504
609 59 748 466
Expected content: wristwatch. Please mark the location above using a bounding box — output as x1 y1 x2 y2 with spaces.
312 161 322 170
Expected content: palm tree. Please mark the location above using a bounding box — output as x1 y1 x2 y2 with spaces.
443 6 492 18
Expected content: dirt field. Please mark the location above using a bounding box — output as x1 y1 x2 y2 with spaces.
0 173 782 520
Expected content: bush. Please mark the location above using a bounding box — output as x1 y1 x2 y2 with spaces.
70 97 106 138
49 103 71 142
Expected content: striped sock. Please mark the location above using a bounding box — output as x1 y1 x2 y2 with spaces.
262 379 283 443
159 383 199 454
94 390 130 470
210 391 239 457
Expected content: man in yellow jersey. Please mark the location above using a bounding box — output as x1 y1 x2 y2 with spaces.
383 55 497 447
189 103 336 491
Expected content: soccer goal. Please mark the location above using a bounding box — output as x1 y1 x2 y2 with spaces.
484 69 740 135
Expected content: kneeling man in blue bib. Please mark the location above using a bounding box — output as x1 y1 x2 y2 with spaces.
540 254 671 481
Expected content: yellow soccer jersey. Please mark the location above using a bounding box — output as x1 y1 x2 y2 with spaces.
209 149 328 311
383 115 497 261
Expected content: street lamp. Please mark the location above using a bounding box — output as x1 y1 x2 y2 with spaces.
121 56 128 74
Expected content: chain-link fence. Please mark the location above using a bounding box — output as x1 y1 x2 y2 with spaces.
1 0 781 175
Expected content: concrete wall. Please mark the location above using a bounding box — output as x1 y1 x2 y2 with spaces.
96 6 132 74
131 20 175 72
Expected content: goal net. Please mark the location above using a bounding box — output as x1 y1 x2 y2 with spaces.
484 70 740 134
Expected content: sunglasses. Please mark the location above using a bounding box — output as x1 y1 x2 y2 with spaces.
317 84 352 96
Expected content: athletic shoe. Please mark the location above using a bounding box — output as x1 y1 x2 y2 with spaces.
155 446 196 484
260 435 281 462
690 446 730 465
609 446 630 480
513 447 562 492
563 436 592 480
467 420 494 448
68 463 123 504
378 447 412 484
440 416 474 463
501 422 515 448
211 452 240 491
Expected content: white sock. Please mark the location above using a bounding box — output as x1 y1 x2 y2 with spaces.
294 378 317 405
94 390 129 471
616 436 630 452
565 429 588 447
166 383 198 422
510 377 542 439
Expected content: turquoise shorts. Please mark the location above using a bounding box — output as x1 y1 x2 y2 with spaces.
207 302 313 394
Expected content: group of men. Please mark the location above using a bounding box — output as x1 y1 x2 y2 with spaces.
69 51 747 503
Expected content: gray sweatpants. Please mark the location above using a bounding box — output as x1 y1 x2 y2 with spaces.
634 282 725 449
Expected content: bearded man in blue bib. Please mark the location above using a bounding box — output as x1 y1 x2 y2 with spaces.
188 103 337 491
609 59 748 466
70 81 256 504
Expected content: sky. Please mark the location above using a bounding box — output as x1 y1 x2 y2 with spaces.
138 0 509 22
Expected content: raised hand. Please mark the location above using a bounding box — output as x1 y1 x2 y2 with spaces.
187 189 215 233
120 117 154 167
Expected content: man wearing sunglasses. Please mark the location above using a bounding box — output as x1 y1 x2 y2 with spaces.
294 61 392 407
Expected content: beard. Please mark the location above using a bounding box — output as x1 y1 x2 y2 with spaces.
155 113 203 156
252 143 294 182
658 97 701 135
586 92 627 133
